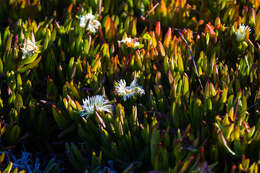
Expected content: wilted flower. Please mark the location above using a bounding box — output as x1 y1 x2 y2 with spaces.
114 79 145 101
235 24 250 42
80 95 112 117
20 34 39 59
79 13 100 34
118 37 141 49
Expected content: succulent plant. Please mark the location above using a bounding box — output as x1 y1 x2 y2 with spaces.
0 0 259 172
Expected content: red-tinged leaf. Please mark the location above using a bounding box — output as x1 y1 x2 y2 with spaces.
67 3 73 14
220 132 236 156
155 21 161 38
96 112 106 129
163 27 172 48
108 21 117 41
243 122 250 133
105 17 111 34
158 41 165 56
160 0 167 17
55 20 60 28
63 98 68 109
205 22 216 37
215 17 221 29
181 0 187 8
153 64 158 71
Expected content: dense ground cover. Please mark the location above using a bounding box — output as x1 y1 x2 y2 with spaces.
0 0 259 172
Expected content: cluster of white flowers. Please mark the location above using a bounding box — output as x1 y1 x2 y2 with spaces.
118 37 140 49
235 24 250 42
20 36 39 59
79 13 101 34
80 95 112 117
114 79 145 101
80 79 145 117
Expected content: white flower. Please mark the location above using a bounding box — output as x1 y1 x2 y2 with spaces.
86 19 101 33
80 95 112 117
79 13 101 34
20 36 39 59
79 13 96 28
119 37 133 44
114 79 145 101
84 13 96 20
235 24 250 42
133 41 140 47
118 37 140 49
79 16 88 28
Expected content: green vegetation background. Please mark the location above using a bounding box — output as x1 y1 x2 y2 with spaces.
0 0 259 172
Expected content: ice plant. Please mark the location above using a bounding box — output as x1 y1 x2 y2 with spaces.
235 24 250 42
20 34 39 59
79 13 100 34
118 37 141 49
80 95 112 117
114 79 145 101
